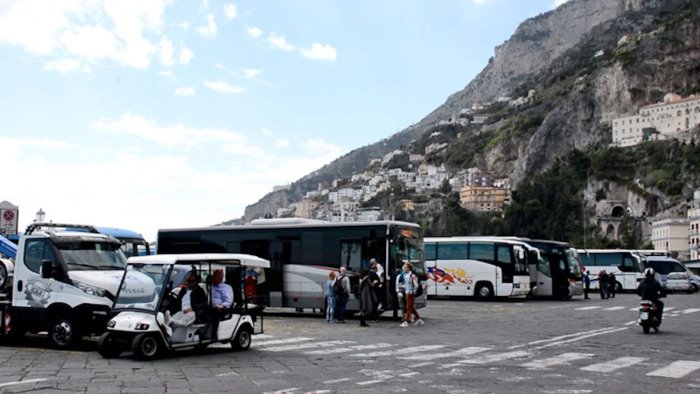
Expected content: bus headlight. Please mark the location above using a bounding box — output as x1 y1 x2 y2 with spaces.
107 320 116 328
74 281 107 297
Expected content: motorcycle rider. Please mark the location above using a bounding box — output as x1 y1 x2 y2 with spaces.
636 267 666 325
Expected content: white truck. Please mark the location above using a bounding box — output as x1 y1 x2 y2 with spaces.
0 223 153 348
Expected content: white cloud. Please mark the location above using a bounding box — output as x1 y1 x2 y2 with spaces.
275 139 290 148
179 21 191 31
174 86 196 96
554 0 570 8
158 69 176 80
299 43 337 61
246 26 262 39
179 46 194 64
158 38 174 66
43 58 92 74
268 33 295 51
472 0 493 4
0 0 171 72
197 14 218 38
223 4 237 20
204 80 246 94
92 113 245 147
240 68 263 79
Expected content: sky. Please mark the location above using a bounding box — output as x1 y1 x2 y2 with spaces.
0 0 570 241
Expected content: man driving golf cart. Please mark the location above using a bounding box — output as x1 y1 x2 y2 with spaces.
98 253 269 360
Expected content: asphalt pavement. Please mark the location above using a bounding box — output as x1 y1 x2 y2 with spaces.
0 292 699 393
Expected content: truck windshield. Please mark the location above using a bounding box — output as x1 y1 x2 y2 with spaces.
55 241 127 271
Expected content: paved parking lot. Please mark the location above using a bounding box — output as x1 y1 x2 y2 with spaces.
1 292 699 393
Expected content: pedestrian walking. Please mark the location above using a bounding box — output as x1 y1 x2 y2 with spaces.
398 263 424 328
358 270 377 327
325 271 336 323
608 271 616 299
598 270 609 299
369 258 385 312
583 270 591 299
334 267 351 323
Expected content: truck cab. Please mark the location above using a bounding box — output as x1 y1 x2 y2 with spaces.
9 223 150 348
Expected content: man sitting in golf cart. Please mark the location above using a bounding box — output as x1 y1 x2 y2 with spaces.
165 271 207 328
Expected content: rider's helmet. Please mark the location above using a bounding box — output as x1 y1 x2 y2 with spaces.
644 267 655 278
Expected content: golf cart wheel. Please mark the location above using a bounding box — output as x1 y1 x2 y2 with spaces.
98 332 122 358
642 325 650 334
132 333 161 360
232 325 253 351
48 316 80 349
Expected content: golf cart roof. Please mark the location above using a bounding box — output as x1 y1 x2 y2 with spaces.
127 253 270 269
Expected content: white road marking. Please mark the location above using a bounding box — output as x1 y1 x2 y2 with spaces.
624 320 637 326
0 379 48 388
322 378 350 385
305 343 393 355
264 388 299 394
581 356 646 373
262 340 355 352
356 379 385 386
458 350 530 364
352 345 446 358
603 306 625 311
646 361 700 378
216 371 239 377
410 362 435 368
254 337 313 347
629 307 638 311
398 346 489 361
575 306 602 311
399 372 420 377
305 391 330 394
532 327 628 350
520 352 593 369
509 327 618 349
665 307 676 311
682 308 700 314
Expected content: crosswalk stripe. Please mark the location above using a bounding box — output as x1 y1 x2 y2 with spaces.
581 356 646 373
664 307 676 312
262 340 355 352
682 308 700 314
254 337 313 347
520 352 593 369
646 361 700 378
351 345 446 358
305 343 393 355
459 350 530 365
629 307 638 311
603 306 625 311
254 334 275 340
575 306 602 310
398 347 489 361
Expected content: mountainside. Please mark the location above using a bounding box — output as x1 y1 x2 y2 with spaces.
231 0 699 225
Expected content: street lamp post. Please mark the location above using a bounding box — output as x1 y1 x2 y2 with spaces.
35 208 45 223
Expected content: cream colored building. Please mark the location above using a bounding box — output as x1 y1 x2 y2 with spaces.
459 185 508 212
651 218 690 259
612 93 700 147
294 198 317 219
688 191 700 260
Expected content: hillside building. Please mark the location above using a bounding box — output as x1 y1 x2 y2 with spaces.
688 191 700 260
459 185 509 212
612 93 700 147
651 218 690 259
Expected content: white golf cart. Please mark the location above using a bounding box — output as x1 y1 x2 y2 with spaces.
98 253 269 360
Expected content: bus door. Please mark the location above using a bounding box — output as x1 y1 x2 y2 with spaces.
530 250 552 297
424 243 438 297
619 252 640 290
493 243 514 296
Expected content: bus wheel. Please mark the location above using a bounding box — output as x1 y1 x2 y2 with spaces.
475 283 493 300
614 282 623 293
98 332 122 358
132 333 161 360
232 325 253 351
48 316 80 349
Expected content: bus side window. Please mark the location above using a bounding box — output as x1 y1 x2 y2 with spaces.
621 255 635 272
425 243 436 261
469 242 495 264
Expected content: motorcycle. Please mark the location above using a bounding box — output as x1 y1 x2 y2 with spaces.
638 300 660 334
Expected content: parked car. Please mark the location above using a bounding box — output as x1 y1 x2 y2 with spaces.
644 256 692 291
665 272 692 293
689 274 700 293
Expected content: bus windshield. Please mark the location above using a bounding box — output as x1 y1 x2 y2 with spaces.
392 227 424 275
566 249 582 276
55 241 127 271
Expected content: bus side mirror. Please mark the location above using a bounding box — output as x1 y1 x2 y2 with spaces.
41 259 53 279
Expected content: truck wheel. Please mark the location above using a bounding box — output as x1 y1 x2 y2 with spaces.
48 316 80 349
98 332 122 358
232 325 252 351
132 333 161 360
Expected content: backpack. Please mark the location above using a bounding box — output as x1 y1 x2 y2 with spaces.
332 276 345 296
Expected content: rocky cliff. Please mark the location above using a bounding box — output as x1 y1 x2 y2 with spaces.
234 0 698 224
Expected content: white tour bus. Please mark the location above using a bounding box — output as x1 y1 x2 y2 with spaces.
424 237 530 299
577 249 644 291
517 239 583 299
